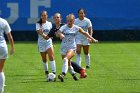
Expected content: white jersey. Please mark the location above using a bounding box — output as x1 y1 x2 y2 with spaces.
59 24 80 55
36 21 53 52
36 21 52 42
0 17 11 59
0 17 11 44
75 17 92 40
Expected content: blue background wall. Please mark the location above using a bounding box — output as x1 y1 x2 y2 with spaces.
0 0 140 31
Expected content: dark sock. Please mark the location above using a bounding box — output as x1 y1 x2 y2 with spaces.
62 72 66 76
71 61 81 73
45 71 49 75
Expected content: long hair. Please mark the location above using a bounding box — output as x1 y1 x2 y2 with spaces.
37 11 48 26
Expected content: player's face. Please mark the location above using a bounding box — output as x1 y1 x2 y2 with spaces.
53 14 61 24
78 10 85 19
41 12 48 23
67 17 74 27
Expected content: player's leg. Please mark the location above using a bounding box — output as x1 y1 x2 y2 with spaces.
71 61 87 78
0 59 5 93
40 52 49 75
58 50 78 82
38 42 49 75
71 61 81 73
76 44 82 66
58 54 68 82
83 45 90 69
47 47 56 74
65 50 78 81
67 59 78 81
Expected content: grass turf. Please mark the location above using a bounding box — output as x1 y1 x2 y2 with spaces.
4 42 140 93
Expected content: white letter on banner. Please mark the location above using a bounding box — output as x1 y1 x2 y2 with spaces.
6 3 19 24
28 0 51 24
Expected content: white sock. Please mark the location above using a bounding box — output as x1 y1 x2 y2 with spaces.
50 60 56 73
85 54 90 66
0 72 5 93
76 54 81 66
42 61 48 71
68 66 76 75
62 58 68 74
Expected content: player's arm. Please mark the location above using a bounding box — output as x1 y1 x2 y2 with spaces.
56 30 65 40
88 27 93 36
87 19 93 36
7 32 14 55
47 28 57 38
79 28 98 43
37 29 50 40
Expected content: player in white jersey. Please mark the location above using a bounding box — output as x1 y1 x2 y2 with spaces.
0 17 14 93
36 11 56 80
75 8 94 68
56 14 98 82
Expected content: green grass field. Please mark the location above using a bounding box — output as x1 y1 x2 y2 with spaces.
4 42 140 93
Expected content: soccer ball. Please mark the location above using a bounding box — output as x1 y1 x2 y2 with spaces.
47 73 56 82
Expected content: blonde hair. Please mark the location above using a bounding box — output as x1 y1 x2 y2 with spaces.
53 13 62 18
66 13 75 20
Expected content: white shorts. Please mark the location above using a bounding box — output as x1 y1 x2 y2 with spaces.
0 44 8 59
76 38 90 45
60 47 76 55
38 39 53 52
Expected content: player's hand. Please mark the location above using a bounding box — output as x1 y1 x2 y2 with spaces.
94 39 98 43
88 38 98 43
10 47 14 55
38 28 43 35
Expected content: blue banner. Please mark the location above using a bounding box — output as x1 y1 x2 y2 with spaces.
0 0 140 31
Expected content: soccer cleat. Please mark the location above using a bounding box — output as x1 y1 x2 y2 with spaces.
72 74 79 81
58 74 64 82
45 71 49 75
80 68 87 78
86 66 90 69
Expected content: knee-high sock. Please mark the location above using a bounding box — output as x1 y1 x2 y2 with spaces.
76 54 81 66
85 54 90 66
71 61 81 73
50 60 56 73
42 61 48 71
62 58 68 75
0 72 5 93
68 66 76 75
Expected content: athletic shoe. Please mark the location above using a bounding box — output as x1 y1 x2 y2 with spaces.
80 68 87 78
45 71 49 75
72 73 79 81
86 66 90 69
58 74 64 82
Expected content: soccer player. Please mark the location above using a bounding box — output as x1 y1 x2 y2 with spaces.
56 14 98 82
75 8 94 68
0 17 14 93
36 11 56 79
41 13 87 78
